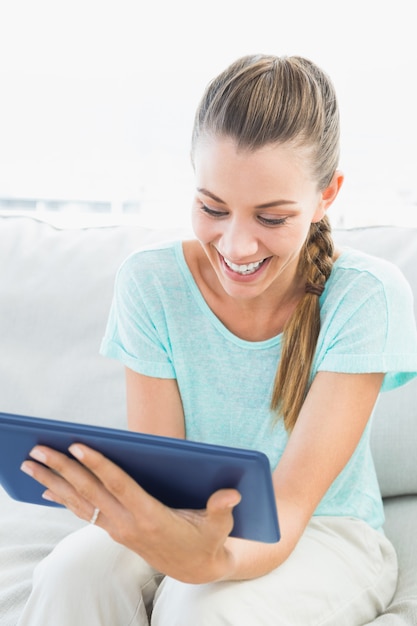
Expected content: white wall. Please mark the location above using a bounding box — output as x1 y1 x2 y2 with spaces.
0 0 416 228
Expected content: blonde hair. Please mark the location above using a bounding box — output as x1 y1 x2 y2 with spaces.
191 54 340 430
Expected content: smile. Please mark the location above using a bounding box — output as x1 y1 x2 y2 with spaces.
222 255 267 275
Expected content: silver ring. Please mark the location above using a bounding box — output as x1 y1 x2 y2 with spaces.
89 507 100 525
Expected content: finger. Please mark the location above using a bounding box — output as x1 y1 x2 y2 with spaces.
24 446 121 523
28 444 128 506
20 457 99 522
207 488 242 514
68 443 167 517
205 488 241 538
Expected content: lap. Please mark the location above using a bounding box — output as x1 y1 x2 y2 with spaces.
18 516 398 626
152 517 398 626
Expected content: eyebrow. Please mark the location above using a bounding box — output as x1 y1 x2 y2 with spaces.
197 187 297 209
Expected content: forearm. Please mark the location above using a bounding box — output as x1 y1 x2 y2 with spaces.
221 501 308 581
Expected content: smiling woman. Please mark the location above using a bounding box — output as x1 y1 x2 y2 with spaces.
190 140 335 296
15 52 417 626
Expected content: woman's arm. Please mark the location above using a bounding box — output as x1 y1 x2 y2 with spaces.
221 370 385 580
125 367 185 439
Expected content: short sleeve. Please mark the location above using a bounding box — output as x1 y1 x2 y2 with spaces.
100 251 176 379
316 253 417 391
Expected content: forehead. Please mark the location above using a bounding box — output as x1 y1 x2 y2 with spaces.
193 136 315 196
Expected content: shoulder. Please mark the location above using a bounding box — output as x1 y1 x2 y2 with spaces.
109 240 194 312
115 240 185 290
327 247 412 301
317 247 417 389
321 247 416 349
321 247 415 338
119 239 179 272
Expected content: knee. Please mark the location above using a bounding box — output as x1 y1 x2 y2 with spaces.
152 578 249 625
33 525 130 593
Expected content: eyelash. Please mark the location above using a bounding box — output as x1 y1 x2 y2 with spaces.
257 216 288 227
201 205 227 218
200 204 288 227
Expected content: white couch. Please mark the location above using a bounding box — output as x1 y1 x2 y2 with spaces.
0 214 416 625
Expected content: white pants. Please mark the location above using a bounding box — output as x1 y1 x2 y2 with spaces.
17 517 398 626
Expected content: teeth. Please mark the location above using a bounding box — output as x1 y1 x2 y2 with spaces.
223 256 265 275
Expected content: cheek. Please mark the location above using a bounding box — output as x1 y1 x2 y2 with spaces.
191 212 216 245
191 212 204 241
268 224 310 259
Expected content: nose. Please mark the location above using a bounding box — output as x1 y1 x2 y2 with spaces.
218 216 259 261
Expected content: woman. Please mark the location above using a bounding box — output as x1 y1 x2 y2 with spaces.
19 54 417 625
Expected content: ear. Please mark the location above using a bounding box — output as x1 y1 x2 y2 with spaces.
312 170 344 223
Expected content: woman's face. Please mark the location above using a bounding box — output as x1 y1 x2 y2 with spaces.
192 136 338 302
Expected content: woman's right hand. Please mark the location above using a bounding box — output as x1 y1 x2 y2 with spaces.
21 441 242 584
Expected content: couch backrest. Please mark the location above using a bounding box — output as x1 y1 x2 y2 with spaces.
1 216 416 498
0 216 189 429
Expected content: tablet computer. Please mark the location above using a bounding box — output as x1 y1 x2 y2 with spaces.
0 411 280 543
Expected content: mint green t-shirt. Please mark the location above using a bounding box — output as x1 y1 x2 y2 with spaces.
100 241 417 531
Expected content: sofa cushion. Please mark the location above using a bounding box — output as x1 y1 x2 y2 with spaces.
371 382 417 498
0 215 190 428
370 496 417 624
0 492 84 626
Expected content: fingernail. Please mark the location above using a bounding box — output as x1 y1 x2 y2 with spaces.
228 494 242 508
69 444 84 460
29 448 47 463
42 491 55 502
20 462 34 476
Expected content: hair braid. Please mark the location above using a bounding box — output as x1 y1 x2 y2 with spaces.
271 216 334 430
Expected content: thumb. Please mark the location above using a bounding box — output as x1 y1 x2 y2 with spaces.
206 489 241 517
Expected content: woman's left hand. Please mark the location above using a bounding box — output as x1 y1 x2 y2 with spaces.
20 444 241 583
